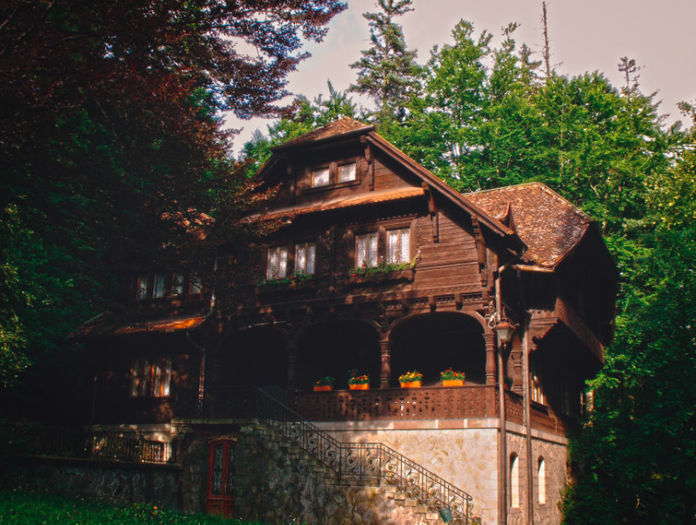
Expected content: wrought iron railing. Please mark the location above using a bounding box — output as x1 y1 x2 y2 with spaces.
214 387 473 522
91 433 172 464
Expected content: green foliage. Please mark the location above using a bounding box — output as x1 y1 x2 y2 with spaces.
257 271 314 288
350 261 410 277
239 82 358 178
0 489 257 524
349 0 420 120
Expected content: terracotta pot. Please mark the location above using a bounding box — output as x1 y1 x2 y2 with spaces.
400 381 422 388
313 385 333 391
441 379 464 387
349 383 369 390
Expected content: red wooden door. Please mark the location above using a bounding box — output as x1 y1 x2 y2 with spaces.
206 439 235 517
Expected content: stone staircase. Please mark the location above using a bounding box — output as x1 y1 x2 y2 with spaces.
227 387 476 524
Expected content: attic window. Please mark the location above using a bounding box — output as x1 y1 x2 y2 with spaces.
312 167 330 187
338 162 356 182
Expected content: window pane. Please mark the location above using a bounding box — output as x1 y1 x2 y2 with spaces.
312 167 329 187
140 360 150 396
538 459 546 504
153 363 162 396
295 244 306 273
387 231 398 263
266 249 276 279
368 233 378 266
162 358 172 396
356 233 378 267
401 229 410 263
136 276 150 300
226 446 235 495
338 163 356 182
153 274 166 298
171 273 184 296
212 445 223 495
190 273 202 294
278 247 287 278
307 243 316 274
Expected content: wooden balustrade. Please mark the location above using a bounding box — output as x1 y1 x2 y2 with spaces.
287 385 496 421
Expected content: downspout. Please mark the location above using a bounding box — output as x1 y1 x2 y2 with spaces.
494 264 508 525
519 268 534 524
188 258 218 417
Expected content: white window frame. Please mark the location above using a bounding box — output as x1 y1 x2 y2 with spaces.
387 228 410 264
295 242 316 275
266 246 289 279
356 232 379 268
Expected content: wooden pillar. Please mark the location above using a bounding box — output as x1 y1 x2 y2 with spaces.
523 325 534 525
485 331 496 385
380 337 391 389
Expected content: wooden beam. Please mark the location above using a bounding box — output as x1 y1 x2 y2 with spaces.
471 216 488 286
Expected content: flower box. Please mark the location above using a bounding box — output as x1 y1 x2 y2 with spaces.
313 385 333 392
346 268 414 286
349 383 369 390
441 379 464 387
400 381 422 388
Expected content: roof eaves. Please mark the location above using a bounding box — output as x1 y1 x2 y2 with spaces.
271 124 375 152
364 133 523 245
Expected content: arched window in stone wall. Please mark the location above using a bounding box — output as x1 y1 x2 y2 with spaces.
538 457 546 504
510 453 520 508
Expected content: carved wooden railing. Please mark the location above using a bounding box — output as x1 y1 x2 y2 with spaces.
213 386 474 523
287 384 496 421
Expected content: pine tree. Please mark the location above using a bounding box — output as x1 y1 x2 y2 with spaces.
349 0 420 120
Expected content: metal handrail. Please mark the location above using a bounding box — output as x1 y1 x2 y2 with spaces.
218 386 473 522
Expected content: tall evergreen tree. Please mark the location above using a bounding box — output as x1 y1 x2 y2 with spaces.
349 0 420 121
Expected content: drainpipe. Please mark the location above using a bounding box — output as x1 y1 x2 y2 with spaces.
494 264 508 525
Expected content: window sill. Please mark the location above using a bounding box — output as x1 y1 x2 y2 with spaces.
304 179 360 194
256 278 317 295
345 268 414 286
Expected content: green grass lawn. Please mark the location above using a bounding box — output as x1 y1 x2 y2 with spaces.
0 489 257 524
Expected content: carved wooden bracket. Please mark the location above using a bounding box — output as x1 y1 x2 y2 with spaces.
361 136 375 191
471 216 488 286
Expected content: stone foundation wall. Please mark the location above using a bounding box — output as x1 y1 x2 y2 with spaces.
316 420 499 524
1 458 181 509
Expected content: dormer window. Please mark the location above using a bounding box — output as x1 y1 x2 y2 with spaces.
338 162 356 183
312 166 330 187
309 161 358 189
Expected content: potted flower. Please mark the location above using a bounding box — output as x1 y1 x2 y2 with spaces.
440 368 465 387
398 370 423 388
347 372 370 390
504 376 514 390
313 376 335 392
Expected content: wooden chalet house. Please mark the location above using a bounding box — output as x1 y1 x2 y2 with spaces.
79 118 616 524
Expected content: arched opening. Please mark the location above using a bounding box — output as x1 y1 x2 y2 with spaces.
219 326 288 388
297 320 380 390
538 457 546 504
510 453 520 509
389 312 485 387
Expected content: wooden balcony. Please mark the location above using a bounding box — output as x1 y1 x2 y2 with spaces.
209 385 571 435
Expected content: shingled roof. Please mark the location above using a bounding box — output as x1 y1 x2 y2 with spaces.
272 117 373 150
462 183 593 268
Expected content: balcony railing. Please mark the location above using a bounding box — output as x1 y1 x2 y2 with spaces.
286 384 497 421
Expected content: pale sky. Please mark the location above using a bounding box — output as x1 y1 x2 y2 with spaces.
226 0 696 153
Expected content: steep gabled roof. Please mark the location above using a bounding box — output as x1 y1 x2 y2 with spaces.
272 117 373 150
462 183 593 268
